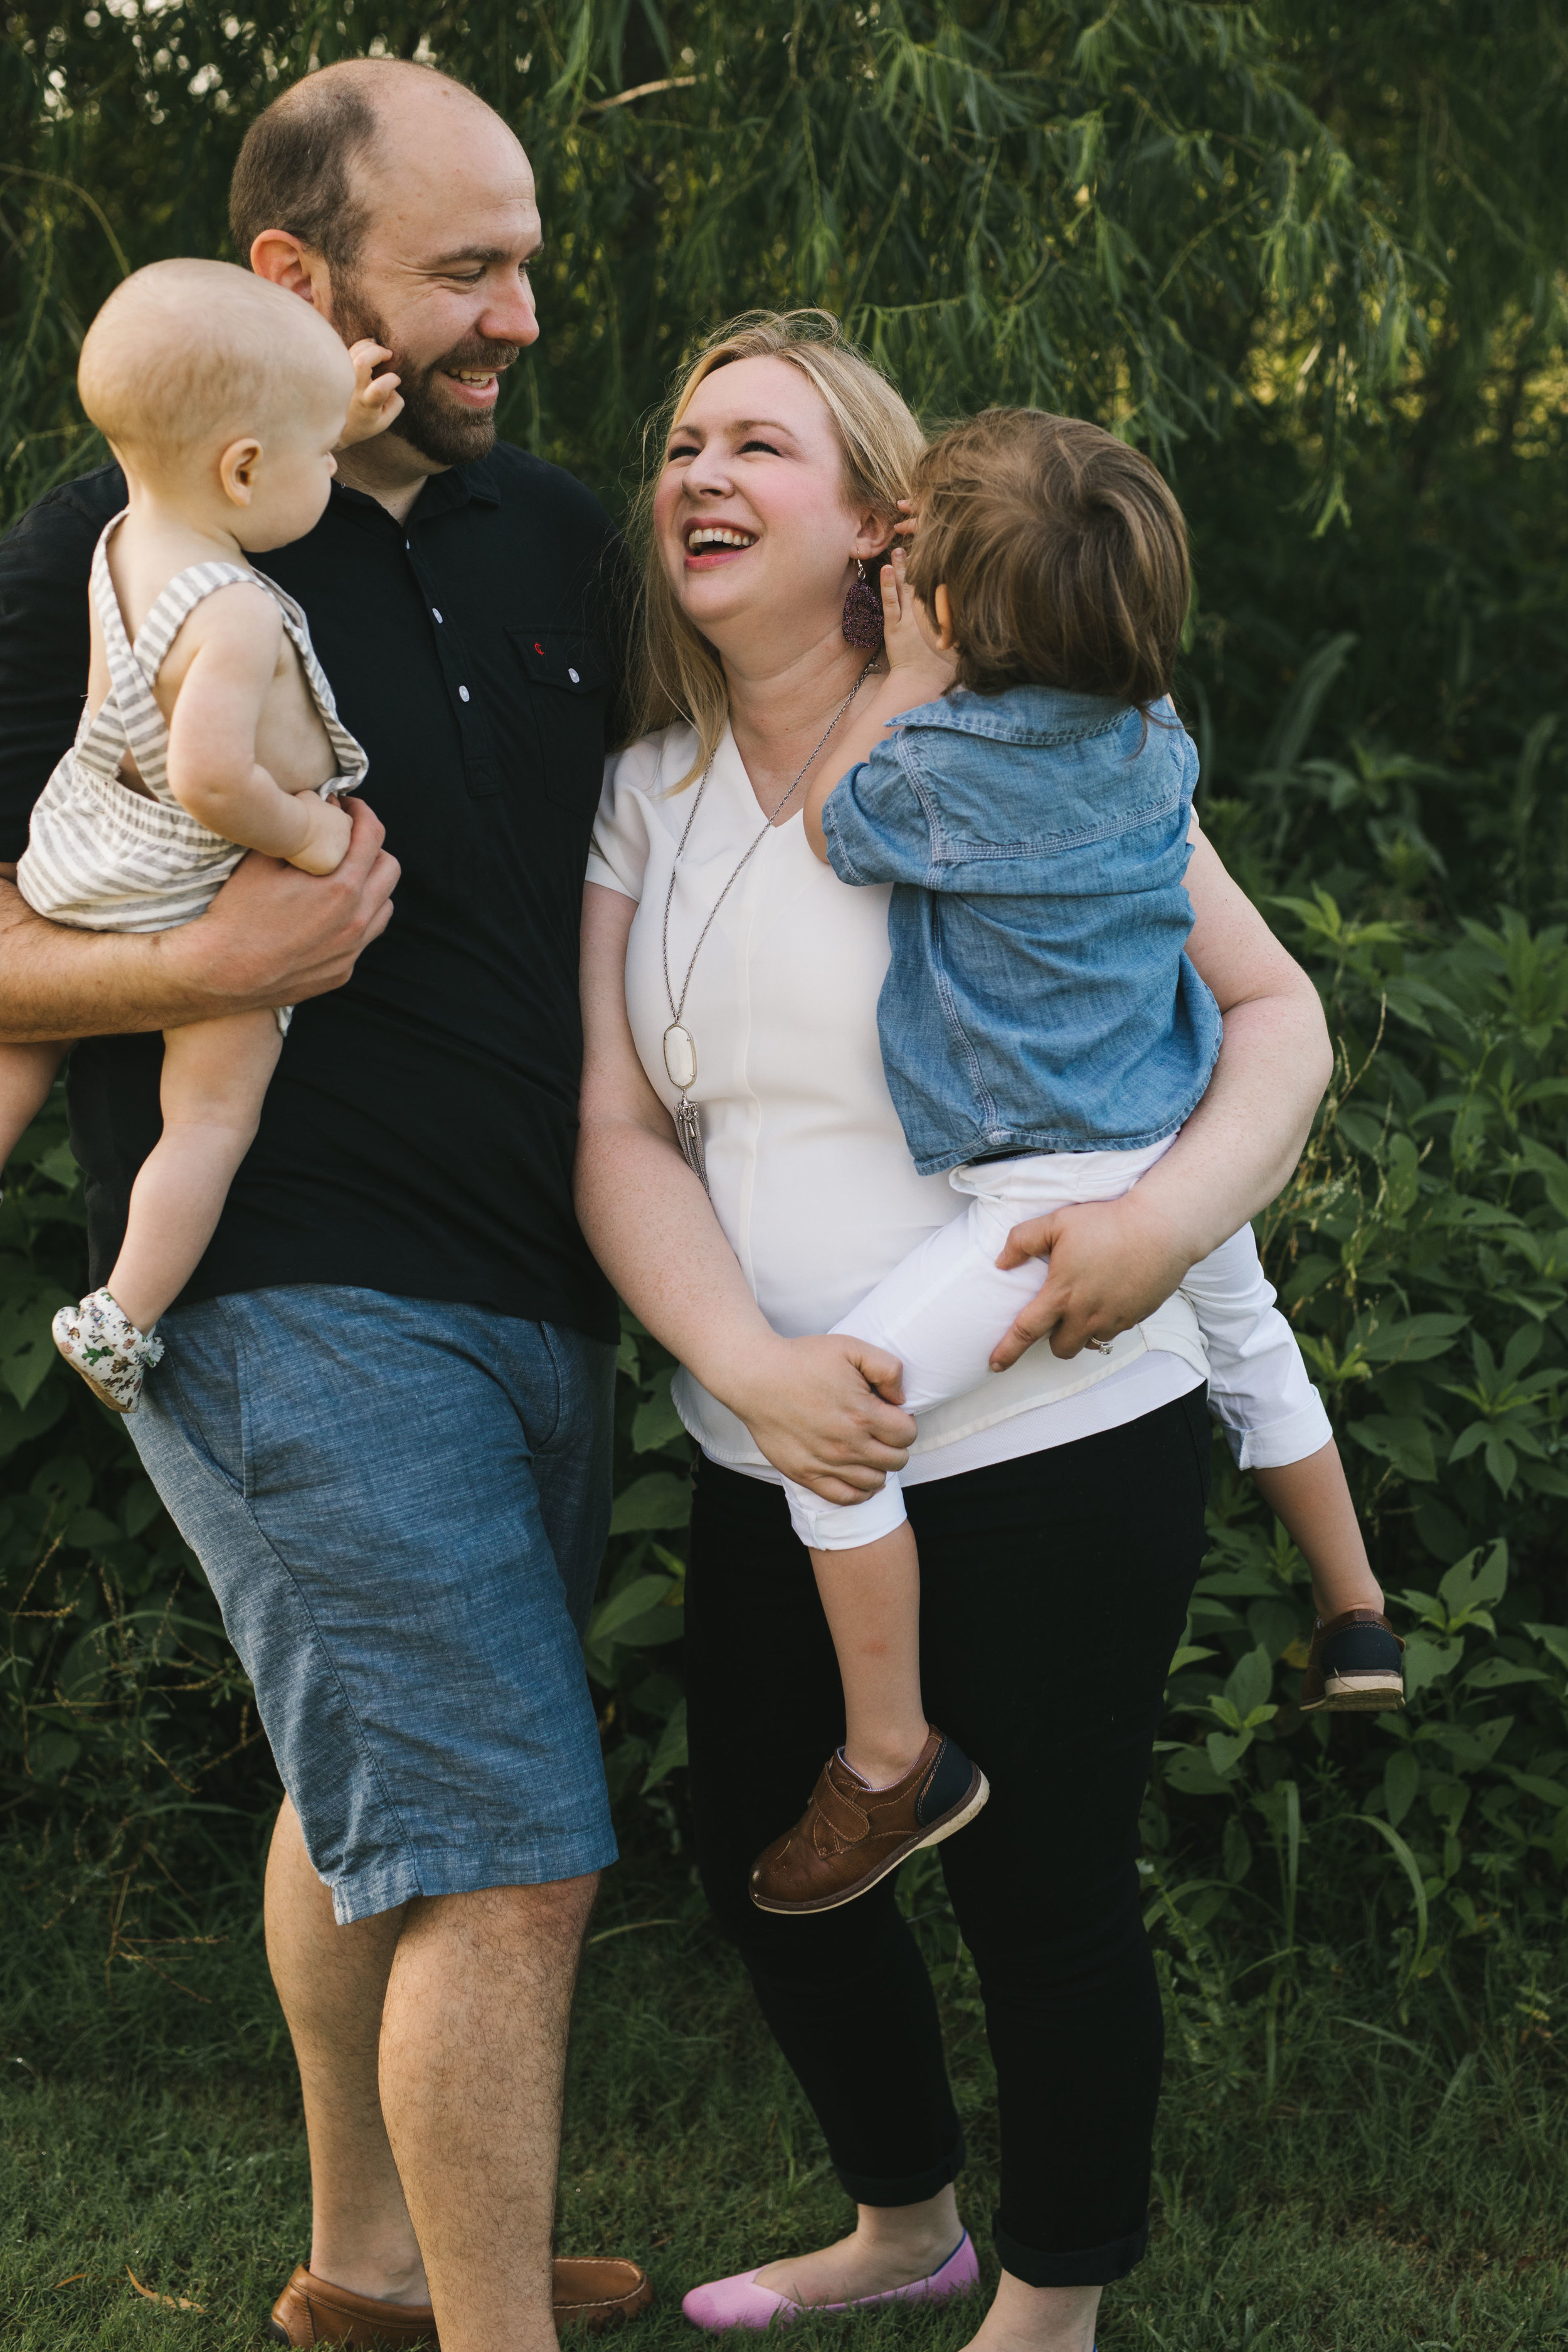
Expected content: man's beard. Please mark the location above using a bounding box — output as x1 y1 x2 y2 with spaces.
333 288 518 468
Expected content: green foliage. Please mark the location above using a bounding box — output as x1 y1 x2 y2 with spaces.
0 1090 265 1892
1148 901 1568 1979
3 0 1417 522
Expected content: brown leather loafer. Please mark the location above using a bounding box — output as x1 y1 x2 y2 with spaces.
750 1727 989 1914
268 2268 435 2348
269 2255 654 2346
554 2257 657 2331
1299 1608 1406 1712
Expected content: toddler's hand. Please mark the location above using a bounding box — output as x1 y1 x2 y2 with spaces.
878 546 956 694
288 794 354 876
341 341 404 445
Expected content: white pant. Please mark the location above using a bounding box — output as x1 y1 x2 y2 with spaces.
783 1137 1174 1550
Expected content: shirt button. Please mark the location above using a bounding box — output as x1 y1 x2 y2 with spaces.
458 686 471 702
432 607 443 623
568 666 580 684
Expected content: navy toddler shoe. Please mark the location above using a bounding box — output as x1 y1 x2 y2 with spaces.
1300 1608 1405 1712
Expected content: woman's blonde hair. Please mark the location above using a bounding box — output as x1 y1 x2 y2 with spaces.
624 310 927 781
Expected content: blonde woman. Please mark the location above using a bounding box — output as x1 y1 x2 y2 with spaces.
576 314 1331 2352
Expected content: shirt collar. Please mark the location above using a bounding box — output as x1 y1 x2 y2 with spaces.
898 683 1128 744
328 449 505 532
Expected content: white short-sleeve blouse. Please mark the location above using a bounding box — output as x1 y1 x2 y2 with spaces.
588 721 1212 1486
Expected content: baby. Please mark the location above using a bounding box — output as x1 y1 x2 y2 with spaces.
748 408 1404 1915
0 258 402 1412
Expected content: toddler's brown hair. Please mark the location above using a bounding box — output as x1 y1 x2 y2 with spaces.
903 408 1189 707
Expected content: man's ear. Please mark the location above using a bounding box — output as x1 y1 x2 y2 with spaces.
250 230 335 320
218 437 264 507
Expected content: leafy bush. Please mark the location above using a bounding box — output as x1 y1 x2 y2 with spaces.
0 1089 266 1924
1139 894 1568 1978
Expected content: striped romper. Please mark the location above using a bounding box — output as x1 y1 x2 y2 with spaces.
18 511 368 1031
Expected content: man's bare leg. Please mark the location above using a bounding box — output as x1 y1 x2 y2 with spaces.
265 1799 427 2302
381 1872 598 2352
266 1799 600 2348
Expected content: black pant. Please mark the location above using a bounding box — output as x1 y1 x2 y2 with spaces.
685 1389 1212 2289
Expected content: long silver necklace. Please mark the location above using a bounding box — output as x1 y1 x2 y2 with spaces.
661 660 876 1189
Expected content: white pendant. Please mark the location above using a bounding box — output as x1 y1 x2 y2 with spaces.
663 1022 697 1090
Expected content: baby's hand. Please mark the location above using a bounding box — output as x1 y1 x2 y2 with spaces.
341 341 404 445
287 794 354 876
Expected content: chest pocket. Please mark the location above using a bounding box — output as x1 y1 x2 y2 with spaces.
510 628 610 811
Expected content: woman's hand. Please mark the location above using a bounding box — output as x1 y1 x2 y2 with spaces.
724 1332 919 1503
988 1192 1198 1369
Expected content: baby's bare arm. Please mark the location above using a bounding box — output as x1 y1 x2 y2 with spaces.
164 588 351 874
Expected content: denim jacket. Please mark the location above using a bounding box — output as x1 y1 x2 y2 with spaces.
819 685 1222 1175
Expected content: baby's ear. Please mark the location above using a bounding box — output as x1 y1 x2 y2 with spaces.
218 436 263 507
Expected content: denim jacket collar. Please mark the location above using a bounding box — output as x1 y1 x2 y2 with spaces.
896 683 1128 749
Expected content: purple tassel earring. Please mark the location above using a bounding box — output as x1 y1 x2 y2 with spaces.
841 558 884 650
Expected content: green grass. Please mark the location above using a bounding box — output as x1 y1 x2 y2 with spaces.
5 1829 1568 2351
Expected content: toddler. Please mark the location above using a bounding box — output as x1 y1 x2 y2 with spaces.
0 258 401 1411
748 409 1403 1916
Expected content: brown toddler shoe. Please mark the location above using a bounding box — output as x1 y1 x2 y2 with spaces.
1299 1608 1405 1712
750 1726 988 1915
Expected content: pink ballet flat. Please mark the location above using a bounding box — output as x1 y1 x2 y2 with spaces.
682 2230 978 2329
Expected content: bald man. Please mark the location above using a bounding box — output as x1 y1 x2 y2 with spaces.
0 60 652 2352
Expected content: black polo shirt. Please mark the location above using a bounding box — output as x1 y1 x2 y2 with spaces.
0 447 622 1342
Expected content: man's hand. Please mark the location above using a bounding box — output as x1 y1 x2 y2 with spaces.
726 1332 917 1504
161 793 398 1012
341 341 405 445
988 1192 1196 1369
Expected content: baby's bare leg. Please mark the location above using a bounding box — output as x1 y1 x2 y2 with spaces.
107 1010 281 1333
810 1522 929 1787
0 1042 71 1172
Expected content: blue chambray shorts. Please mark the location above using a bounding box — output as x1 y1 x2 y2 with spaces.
130 1285 619 1924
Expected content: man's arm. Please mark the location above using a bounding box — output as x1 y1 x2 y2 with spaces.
0 799 397 1042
